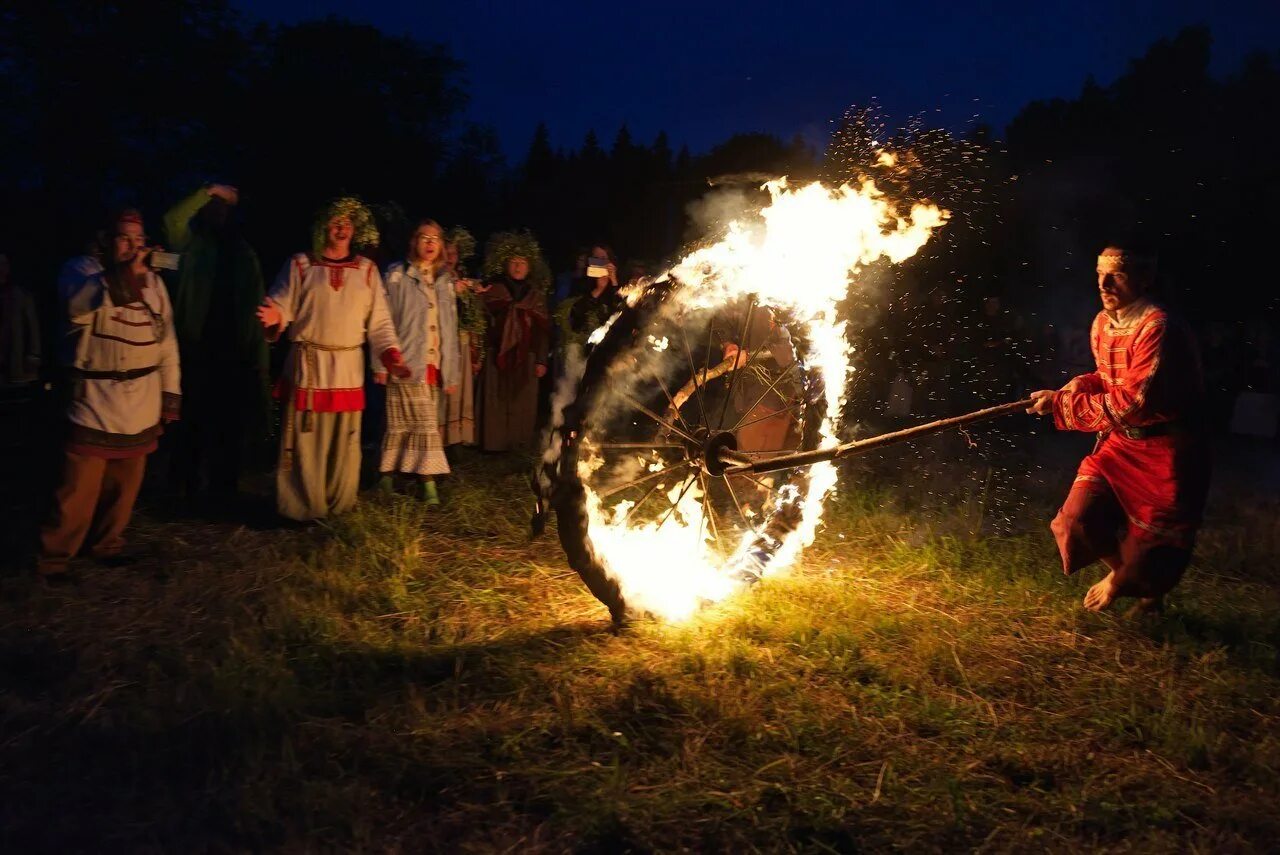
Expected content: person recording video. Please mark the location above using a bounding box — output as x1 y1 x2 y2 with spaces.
37 208 181 580
566 243 621 338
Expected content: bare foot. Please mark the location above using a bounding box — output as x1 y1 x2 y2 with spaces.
1083 571 1118 611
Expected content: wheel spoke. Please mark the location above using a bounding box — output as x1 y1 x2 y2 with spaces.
596 460 692 499
731 362 797 431
652 369 695 437
701 315 717 428
619 391 699 444
617 474 669 522
723 474 761 538
698 469 724 554
654 473 698 530
733 399 806 433
679 322 710 430
696 471 708 547
717 297 755 430
737 472 778 496
594 441 686 451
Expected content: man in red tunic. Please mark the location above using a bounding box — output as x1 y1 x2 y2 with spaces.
1028 244 1210 613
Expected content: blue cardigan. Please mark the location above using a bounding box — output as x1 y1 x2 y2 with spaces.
381 261 460 389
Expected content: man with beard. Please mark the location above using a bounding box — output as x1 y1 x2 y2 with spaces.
1027 242 1210 614
163 183 270 502
257 198 409 520
37 210 181 579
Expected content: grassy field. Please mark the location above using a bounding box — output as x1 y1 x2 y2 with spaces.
2 447 1279 852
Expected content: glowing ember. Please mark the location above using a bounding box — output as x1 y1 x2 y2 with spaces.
578 178 947 620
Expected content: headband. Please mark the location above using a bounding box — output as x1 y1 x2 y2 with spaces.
1097 252 1154 274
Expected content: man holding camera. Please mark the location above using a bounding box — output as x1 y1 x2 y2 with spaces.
38 209 181 579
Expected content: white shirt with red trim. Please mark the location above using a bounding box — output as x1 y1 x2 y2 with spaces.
266 253 401 412
66 271 181 435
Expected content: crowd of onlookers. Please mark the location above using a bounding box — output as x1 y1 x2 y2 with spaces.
0 185 1276 578
0 186 655 578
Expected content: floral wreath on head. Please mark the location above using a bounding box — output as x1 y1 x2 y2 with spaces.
311 196 379 258
482 229 551 293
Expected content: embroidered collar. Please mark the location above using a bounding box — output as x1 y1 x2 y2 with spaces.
1105 297 1152 330
313 252 360 268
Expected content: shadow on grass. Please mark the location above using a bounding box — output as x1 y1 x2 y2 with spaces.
288 620 617 715
1141 606 1280 675
0 620 615 852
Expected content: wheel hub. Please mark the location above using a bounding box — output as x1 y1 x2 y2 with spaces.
702 430 739 477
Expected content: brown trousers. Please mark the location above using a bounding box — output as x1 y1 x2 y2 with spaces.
39 450 146 574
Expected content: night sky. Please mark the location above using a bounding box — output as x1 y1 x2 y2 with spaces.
240 0 1278 158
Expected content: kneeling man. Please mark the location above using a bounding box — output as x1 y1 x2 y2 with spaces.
1027 242 1210 613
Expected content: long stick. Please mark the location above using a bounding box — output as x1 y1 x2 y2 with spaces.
722 398 1035 476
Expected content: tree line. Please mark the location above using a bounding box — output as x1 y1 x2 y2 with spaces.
2 3 1277 332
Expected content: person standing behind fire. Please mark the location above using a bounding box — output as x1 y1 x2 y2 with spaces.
556 244 620 351
256 197 410 521
163 183 270 500
441 227 484 447
1027 242 1210 614
376 219 459 505
477 231 549 453
37 210 181 579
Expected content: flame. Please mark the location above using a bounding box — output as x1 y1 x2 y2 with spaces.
580 178 947 621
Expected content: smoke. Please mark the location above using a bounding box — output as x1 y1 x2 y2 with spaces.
537 343 587 499
685 186 761 243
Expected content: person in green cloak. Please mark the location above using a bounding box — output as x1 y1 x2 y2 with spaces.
163 184 270 501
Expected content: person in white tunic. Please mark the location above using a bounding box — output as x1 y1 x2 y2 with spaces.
257 198 409 521
377 219 460 504
38 210 180 578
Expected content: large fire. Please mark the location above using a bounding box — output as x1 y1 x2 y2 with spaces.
577 176 947 621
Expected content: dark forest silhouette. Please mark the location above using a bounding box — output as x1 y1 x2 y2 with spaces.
2 4 1278 376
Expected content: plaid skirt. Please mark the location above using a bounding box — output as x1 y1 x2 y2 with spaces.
380 381 449 476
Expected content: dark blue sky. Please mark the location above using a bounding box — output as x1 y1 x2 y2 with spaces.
238 0 1279 159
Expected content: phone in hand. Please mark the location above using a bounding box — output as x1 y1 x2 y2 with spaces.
149 251 181 271
586 256 609 278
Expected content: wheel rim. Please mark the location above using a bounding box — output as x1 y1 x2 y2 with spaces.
551 281 828 621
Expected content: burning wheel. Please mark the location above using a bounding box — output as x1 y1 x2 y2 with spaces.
543 276 832 623
537 177 955 623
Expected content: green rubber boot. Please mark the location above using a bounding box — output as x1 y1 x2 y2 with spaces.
422 479 440 506
378 474 395 494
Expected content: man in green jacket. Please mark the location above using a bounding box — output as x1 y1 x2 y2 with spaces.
163 184 270 501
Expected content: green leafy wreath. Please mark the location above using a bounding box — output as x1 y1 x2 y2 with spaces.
311 196 379 258
481 229 551 293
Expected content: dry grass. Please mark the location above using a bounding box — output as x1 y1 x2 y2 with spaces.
1 448 1278 852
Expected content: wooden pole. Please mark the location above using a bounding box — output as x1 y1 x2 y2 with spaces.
721 398 1036 476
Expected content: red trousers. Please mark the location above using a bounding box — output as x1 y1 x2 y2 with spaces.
1051 431 1209 599
39 450 146 575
